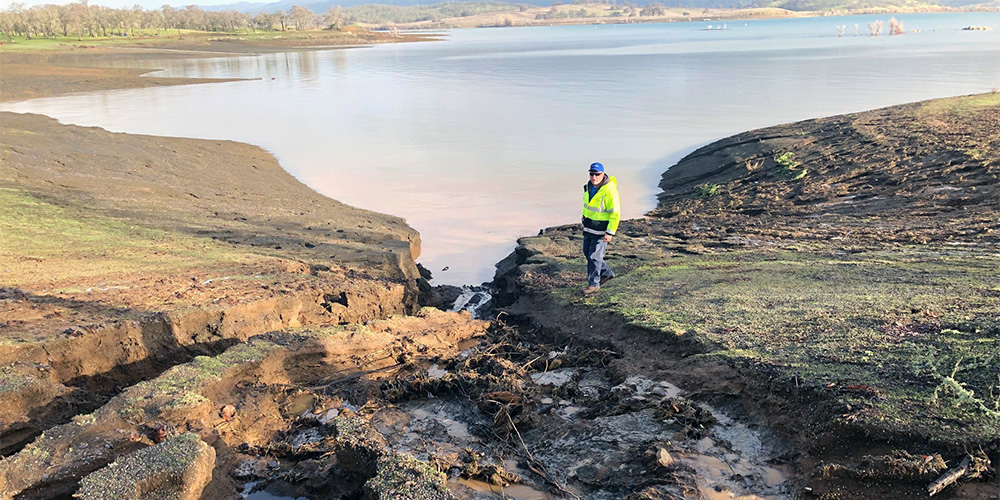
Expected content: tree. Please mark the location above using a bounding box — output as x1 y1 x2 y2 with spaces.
289 5 314 30
93 5 111 36
0 3 25 40
71 0 92 38
323 6 343 30
276 10 288 31
252 12 272 31
640 3 665 16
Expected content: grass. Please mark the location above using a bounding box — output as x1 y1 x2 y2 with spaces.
0 187 253 284
75 432 211 499
0 30 201 51
366 452 452 500
695 183 722 197
0 28 382 53
918 92 1000 115
541 244 1000 445
775 151 808 180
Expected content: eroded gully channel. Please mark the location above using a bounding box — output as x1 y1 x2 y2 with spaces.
1 272 794 500
232 280 794 500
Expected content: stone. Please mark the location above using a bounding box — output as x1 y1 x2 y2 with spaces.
75 433 215 500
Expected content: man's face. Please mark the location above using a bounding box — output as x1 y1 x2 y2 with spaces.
589 172 604 184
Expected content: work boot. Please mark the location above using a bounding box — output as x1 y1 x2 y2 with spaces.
582 286 600 295
600 274 614 285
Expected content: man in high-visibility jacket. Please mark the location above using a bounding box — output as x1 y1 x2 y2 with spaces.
581 162 620 295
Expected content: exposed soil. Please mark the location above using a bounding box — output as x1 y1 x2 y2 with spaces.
1 37 433 472
2 38 998 500
0 308 487 499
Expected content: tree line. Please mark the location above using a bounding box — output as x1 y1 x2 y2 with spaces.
0 0 688 40
0 1 354 40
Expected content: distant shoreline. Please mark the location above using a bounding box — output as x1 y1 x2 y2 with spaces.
378 5 998 30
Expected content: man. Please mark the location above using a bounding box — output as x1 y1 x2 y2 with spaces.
581 162 620 295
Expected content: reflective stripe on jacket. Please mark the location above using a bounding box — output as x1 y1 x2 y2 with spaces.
582 175 621 236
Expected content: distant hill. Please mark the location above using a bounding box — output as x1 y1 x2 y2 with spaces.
199 0 999 14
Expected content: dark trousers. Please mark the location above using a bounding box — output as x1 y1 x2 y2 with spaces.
583 234 614 287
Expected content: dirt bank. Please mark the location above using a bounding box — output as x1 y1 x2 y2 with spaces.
492 93 1000 498
0 108 434 456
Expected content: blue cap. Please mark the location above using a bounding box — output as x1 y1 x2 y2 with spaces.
589 162 605 173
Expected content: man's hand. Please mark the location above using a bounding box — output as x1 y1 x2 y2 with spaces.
603 234 613 243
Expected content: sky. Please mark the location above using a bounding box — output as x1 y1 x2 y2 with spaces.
0 0 257 10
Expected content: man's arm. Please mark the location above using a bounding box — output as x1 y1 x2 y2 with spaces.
605 186 621 242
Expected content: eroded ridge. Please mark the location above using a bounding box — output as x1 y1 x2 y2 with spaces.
0 308 486 499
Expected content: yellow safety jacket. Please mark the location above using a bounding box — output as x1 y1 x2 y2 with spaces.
582 175 621 237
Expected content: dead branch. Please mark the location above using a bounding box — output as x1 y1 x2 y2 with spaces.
505 413 580 500
927 455 970 496
305 362 403 391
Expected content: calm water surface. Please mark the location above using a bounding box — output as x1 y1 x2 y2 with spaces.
5 13 998 285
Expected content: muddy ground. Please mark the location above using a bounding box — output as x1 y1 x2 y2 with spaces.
1 40 998 500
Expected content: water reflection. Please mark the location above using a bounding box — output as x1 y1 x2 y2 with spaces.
3 13 998 285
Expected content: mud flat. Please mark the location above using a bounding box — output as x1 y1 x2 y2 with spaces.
0 29 437 102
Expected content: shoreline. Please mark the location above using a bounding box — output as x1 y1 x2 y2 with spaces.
381 5 996 30
1 24 998 499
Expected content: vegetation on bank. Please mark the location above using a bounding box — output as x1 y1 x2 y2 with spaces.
0 188 253 284
504 93 1000 452
517 238 1000 445
1 0 991 42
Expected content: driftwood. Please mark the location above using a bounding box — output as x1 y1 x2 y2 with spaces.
926 455 970 496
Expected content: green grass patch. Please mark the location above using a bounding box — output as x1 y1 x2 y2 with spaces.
0 187 252 284
919 92 1000 116
0 28 353 53
0 31 193 52
695 183 722 197
775 152 807 180
571 248 1000 444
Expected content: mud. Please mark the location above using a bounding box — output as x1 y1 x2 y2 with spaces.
221 318 796 500
488 94 1000 499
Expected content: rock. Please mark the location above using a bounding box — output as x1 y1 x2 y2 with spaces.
75 433 215 500
574 463 610 486
657 448 675 468
220 404 236 422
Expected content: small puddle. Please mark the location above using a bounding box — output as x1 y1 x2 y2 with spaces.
427 363 448 379
673 400 792 499
241 482 308 500
409 406 474 440
280 391 315 418
453 477 562 499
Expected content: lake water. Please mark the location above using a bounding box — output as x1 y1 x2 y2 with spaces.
4 12 998 285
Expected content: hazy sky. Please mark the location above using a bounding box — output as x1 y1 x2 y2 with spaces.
0 0 255 10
